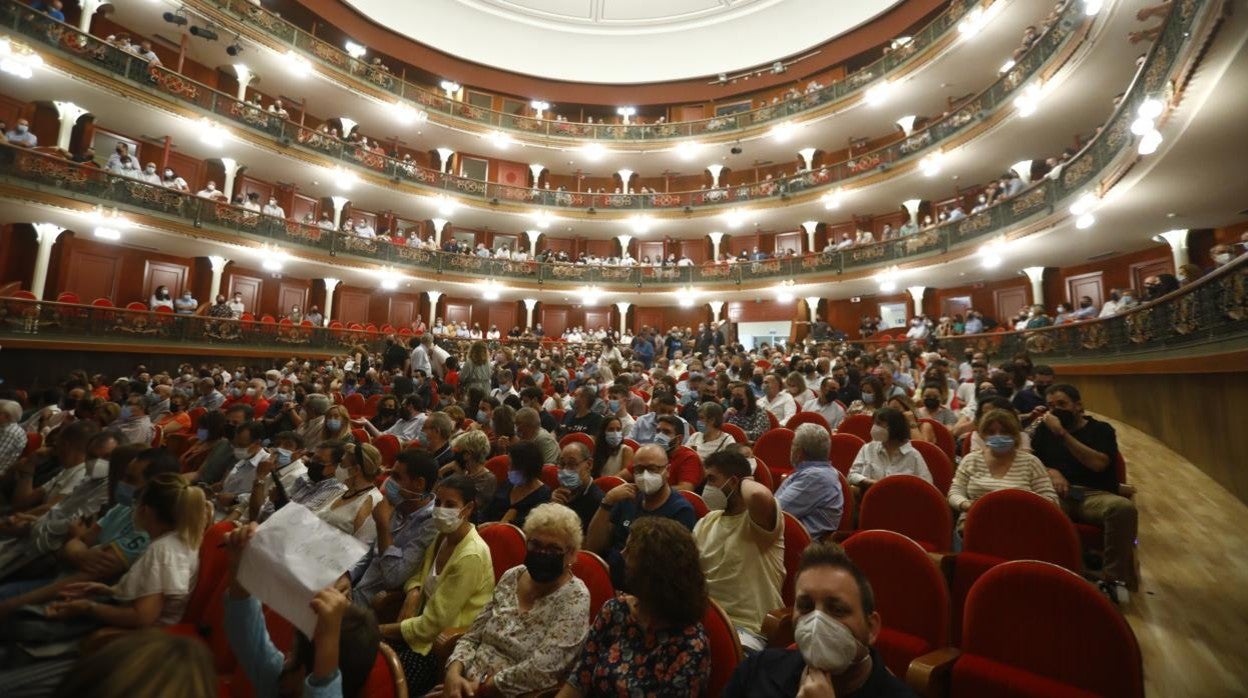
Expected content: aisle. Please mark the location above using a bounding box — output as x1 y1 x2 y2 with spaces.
1098 414 1248 696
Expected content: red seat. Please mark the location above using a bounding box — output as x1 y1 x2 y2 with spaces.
56 291 80 304
786 411 830 431
571 550 614 619
679 490 709 519
91 297 114 308
780 512 812 607
621 438 640 452
703 598 743 697
944 561 1143 698
154 305 174 314
477 522 526 582
836 471 855 535
22 431 42 457
351 428 371 444
910 439 954 496
548 408 566 423
540 464 561 491
484 455 511 485
397 327 413 336
343 393 367 419
164 521 237 673
765 411 781 430
593 475 625 493
720 422 747 444
364 394 383 417
380 323 395 334
844 530 949 679
828 432 865 477
8 290 36 300
373 434 401 468
753 428 795 480
559 431 595 450
918 418 956 462
361 643 406 698
857 475 952 552
188 406 207 432
836 414 875 442
125 301 147 311
751 459 775 491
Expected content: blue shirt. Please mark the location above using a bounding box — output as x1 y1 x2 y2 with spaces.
606 490 696 587
774 460 844 539
348 497 436 603
224 594 344 698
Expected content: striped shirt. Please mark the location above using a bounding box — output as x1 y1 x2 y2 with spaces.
948 449 1058 526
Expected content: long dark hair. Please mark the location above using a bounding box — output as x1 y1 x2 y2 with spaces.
592 416 623 476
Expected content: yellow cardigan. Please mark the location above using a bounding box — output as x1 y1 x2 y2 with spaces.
399 526 495 655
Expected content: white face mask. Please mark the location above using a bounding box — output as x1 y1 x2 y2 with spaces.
334 465 351 483
795 610 865 674
634 469 665 496
85 457 110 479
870 425 889 443
431 505 463 533
701 478 735 511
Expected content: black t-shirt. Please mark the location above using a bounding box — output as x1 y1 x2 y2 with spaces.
563 483 605 533
538 410 559 434
560 410 602 437
383 343 407 371
724 647 915 698
1031 415 1120 493
1011 387 1045 414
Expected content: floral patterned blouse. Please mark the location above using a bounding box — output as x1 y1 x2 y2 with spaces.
566 595 711 698
728 407 772 442
449 566 590 696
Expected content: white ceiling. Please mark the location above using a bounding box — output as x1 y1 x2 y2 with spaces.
342 0 902 83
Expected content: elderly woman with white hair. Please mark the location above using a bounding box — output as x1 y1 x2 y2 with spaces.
773 423 844 540
443 503 591 697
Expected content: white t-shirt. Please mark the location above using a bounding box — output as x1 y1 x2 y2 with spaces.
685 431 734 461
759 391 796 424
42 462 87 500
111 531 199 626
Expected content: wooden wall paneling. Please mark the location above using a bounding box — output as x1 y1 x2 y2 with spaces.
679 239 708 264
0 94 26 130
634 308 664 332
541 307 569 338
489 304 517 333
388 296 417 328
584 310 611 333
336 289 372 324
277 281 309 316
227 274 264 317
941 295 973 319
994 286 1029 321
443 302 472 327
1131 258 1174 292
585 239 614 258
775 231 803 255
236 176 273 204
64 246 121 302
291 193 319 223
1065 271 1104 308
143 260 189 299
638 241 664 264
729 300 799 322
165 151 203 190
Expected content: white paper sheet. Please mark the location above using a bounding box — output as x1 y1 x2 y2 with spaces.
236 502 368 636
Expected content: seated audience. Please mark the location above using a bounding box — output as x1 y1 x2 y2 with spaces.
591 416 634 477
804 377 847 429
847 407 933 495
552 442 605 532
948 409 1058 532
483 440 551 526
775 423 845 540
321 442 381 542
439 429 496 518
685 401 735 460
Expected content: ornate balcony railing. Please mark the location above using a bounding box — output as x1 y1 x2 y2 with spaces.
2 253 1243 361
0 0 1085 213
195 0 982 142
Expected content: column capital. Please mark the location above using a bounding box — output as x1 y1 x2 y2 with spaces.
800 221 819 235
896 115 917 137
338 117 358 138
208 255 229 272
33 222 65 245
330 196 351 210
708 300 725 320
616 234 633 251
1020 266 1046 283
1156 228 1189 250
52 101 88 120
525 229 543 243
522 298 539 311
426 290 443 302
435 148 455 173
805 297 821 323
614 301 632 311
706 231 724 244
232 63 254 83
323 277 341 292
219 157 241 175
798 148 817 170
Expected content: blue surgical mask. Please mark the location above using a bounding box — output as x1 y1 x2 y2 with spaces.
196 428 209 442
275 448 292 467
605 431 623 447
697 422 710 434
114 481 137 507
418 431 430 447
119 406 133 420
985 435 1017 454
507 470 526 487
383 477 403 504
325 419 343 432
608 399 620 413
654 433 672 449
476 410 489 423
557 468 581 489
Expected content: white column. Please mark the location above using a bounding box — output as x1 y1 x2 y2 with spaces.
426 290 443 319
338 118 358 139
616 234 633 257
706 164 724 189
330 196 350 229
907 286 926 317
707 231 724 260
78 0 106 32
30 223 65 299
901 199 923 226
232 64 253 101
805 297 821 323
431 218 449 245
617 169 634 193
528 164 545 187
895 115 917 137
220 158 242 201
800 222 818 252
614 301 631 336
798 148 817 171
1157 229 1189 270
523 298 538 330
322 278 341 326
1021 267 1046 306
52 101 88 152
207 256 229 301
708 301 724 322
436 148 455 174
525 229 542 255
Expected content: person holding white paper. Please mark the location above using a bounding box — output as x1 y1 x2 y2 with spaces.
223 522 382 698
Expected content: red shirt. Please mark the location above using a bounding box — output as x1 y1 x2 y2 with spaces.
668 446 704 488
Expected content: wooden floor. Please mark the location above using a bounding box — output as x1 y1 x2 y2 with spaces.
1098 414 1248 696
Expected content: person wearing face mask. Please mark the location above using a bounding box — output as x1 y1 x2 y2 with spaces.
113 395 154 447
592 416 635 478
685 402 734 461
483 441 551 527
804 377 847 430
354 395 425 444
603 384 637 437
636 415 702 492
1032 385 1137 594
341 450 439 607
322 443 382 543
1010 364 1055 416
848 407 932 497
160 167 188 191
251 440 348 524
587 444 697 588
172 289 198 315
138 161 161 185
846 375 885 417
314 405 356 449
261 196 286 219
4 118 37 147
148 285 174 312
948 410 1057 534
552 442 605 532
914 383 958 429
379 475 494 695
725 380 772 442
559 385 604 439
724 542 911 698
445 503 589 696
693 451 784 654
239 431 306 523
214 421 269 518
1209 243 1234 269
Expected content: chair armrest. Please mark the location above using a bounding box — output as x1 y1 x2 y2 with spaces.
761 606 794 648
432 626 469 682
906 647 961 698
928 552 955 585
1118 483 1136 499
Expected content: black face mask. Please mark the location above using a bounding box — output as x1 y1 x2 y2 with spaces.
1052 408 1078 430
923 397 941 411
304 460 330 482
732 397 746 410
824 391 838 403
524 549 565 583
751 376 763 386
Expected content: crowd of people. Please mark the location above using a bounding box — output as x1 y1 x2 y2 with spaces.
0 312 1148 696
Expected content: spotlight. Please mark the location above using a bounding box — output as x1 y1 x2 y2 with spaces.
190 25 219 41
162 11 188 26
226 41 243 57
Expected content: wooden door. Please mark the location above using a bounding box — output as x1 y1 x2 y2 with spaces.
277 282 308 317
679 240 707 264
1065 272 1103 308
993 286 1029 321
291 193 319 223
1130 257 1173 293
443 302 472 327
775 231 803 255
634 308 664 333
65 247 120 302
227 274 263 316
584 310 611 333
541 308 568 338
388 297 416 328
941 295 972 319
489 304 517 333
336 289 371 324
143 261 188 300
638 241 665 263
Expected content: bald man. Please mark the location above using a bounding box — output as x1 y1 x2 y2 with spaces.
552 442 605 532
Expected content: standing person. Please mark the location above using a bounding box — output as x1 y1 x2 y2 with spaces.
458 341 492 399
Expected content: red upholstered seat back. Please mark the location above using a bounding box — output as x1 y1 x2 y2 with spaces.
754 428 795 479
720 423 748 444
956 561 1143 698
484 455 511 485
837 471 855 534
765 411 781 430
540 464 561 491
182 521 236 625
843 530 949 676
781 512 812 606
680 490 709 519
963 489 1082 570
571 550 614 620
477 522 527 582
702 599 743 698
836 414 875 442
786 411 830 431
918 418 957 461
594 475 625 493
343 392 366 418
361 643 404 698
910 439 954 495
858 475 952 551
22 431 42 457
373 434 401 468
559 431 595 450
751 459 775 491
828 432 865 477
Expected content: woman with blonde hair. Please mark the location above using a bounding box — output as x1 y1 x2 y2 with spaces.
313 404 356 448
322 442 381 542
460 341 493 398
54 630 216 698
948 409 1057 532
440 429 496 516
